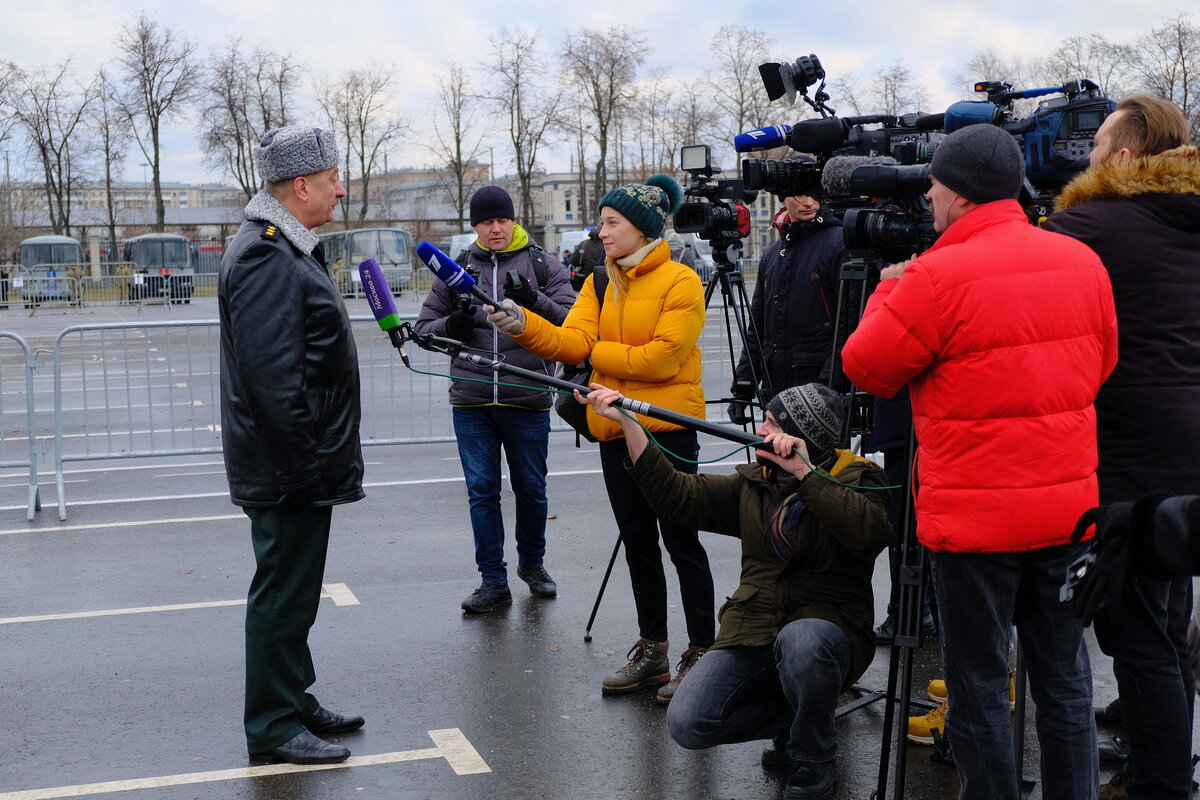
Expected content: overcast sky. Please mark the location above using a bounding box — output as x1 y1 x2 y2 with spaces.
1 0 1182 185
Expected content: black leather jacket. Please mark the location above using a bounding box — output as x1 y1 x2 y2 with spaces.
218 218 364 508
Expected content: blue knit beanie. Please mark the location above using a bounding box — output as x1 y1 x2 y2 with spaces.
598 174 684 239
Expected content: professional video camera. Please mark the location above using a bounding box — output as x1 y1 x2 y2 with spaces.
673 144 758 267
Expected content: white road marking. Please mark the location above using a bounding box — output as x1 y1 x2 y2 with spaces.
0 583 358 625
0 514 244 536
0 728 490 799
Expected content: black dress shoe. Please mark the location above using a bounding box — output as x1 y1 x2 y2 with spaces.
302 705 365 734
250 729 350 764
762 735 791 769
875 612 937 644
1095 696 1123 725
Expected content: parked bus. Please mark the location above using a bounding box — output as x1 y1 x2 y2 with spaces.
17 235 83 304
121 233 195 302
318 227 412 296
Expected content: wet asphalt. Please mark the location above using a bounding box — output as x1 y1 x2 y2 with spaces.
0 295 1173 800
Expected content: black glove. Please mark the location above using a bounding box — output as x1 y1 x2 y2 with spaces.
503 271 539 308
1065 502 1135 625
727 380 755 425
727 400 753 426
446 297 475 342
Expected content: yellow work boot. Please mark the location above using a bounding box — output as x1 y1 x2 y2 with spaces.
907 700 948 745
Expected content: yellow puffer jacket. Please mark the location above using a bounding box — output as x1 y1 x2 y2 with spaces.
512 239 706 442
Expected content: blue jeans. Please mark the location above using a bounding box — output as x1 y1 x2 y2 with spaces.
1094 574 1195 799
452 406 550 585
934 544 1098 800
665 618 852 764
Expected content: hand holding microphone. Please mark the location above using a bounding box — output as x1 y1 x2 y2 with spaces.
485 299 526 336
416 241 518 319
446 296 476 342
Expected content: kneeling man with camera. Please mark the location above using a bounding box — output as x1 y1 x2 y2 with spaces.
580 382 890 800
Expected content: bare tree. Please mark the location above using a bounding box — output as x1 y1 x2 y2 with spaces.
869 61 930 116
561 26 646 206
115 13 200 231
1041 34 1135 98
1131 13 1200 141
669 84 720 152
201 39 300 200
702 26 777 156
627 70 678 181
486 28 562 231
88 67 132 259
425 63 487 231
3 62 93 235
315 64 406 227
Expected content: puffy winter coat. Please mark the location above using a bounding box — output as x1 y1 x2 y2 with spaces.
512 239 706 442
840 200 1118 553
414 229 576 408
1043 145 1200 503
733 210 844 399
219 193 364 508
628 443 891 686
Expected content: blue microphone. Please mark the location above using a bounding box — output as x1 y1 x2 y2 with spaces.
734 124 793 153
415 241 518 319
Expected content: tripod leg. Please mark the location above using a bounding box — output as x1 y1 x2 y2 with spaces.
584 534 623 642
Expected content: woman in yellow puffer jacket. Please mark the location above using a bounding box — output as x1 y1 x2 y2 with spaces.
487 174 715 702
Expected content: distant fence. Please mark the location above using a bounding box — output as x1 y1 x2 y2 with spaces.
0 332 43 520
46 309 742 520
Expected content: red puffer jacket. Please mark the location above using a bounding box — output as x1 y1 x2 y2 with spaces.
841 200 1118 553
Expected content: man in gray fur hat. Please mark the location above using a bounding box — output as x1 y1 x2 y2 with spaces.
220 125 364 765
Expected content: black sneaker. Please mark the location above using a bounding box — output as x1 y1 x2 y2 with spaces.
461 583 512 613
516 566 557 598
762 735 791 769
1099 734 1130 765
785 759 836 800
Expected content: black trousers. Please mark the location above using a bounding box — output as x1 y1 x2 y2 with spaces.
243 506 332 752
599 429 715 648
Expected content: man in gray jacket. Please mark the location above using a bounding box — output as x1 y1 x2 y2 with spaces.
415 186 576 613
220 125 363 766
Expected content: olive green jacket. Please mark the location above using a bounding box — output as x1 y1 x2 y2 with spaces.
627 444 892 685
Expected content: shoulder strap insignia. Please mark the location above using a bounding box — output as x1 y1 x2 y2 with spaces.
260 223 280 241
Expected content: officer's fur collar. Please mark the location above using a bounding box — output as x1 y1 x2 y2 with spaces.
244 190 320 255
1054 145 1200 212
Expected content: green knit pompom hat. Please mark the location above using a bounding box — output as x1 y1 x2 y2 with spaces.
598 174 684 239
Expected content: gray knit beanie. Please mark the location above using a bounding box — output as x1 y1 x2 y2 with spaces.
255 126 339 184
929 124 1024 204
766 383 843 463
598 174 684 239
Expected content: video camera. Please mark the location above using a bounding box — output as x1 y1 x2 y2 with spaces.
737 53 1116 262
673 144 759 268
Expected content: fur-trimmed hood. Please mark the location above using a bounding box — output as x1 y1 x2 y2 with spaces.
1054 145 1200 212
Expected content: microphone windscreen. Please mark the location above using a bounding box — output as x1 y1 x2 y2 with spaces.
416 241 477 292
358 258 400 331
734 125 792 153
821 155 899 196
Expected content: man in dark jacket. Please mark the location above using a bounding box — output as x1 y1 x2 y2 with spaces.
581 382 890 800
1043 94 1200 800
729 184 843 423
415 186 576 614
220 125 364 766
568 228 605 290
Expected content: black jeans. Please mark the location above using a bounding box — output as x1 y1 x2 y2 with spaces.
934 544 1098 800
1094 574 1195 799
599 429 715 648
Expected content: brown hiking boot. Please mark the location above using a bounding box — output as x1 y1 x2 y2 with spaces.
601 639 670 694
656 646 707 705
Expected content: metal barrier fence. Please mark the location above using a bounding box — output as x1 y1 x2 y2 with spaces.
0 332 43 520
48 310 742 520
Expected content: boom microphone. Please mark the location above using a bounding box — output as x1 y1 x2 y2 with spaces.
415 241 517 319
357 258 408 362
734 125 793 153
820 155 898 196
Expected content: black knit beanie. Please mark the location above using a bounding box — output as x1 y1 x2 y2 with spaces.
929 124 1025 204
469 186 516 225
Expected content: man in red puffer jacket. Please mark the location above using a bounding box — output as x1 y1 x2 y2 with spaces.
841 123 1118 800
